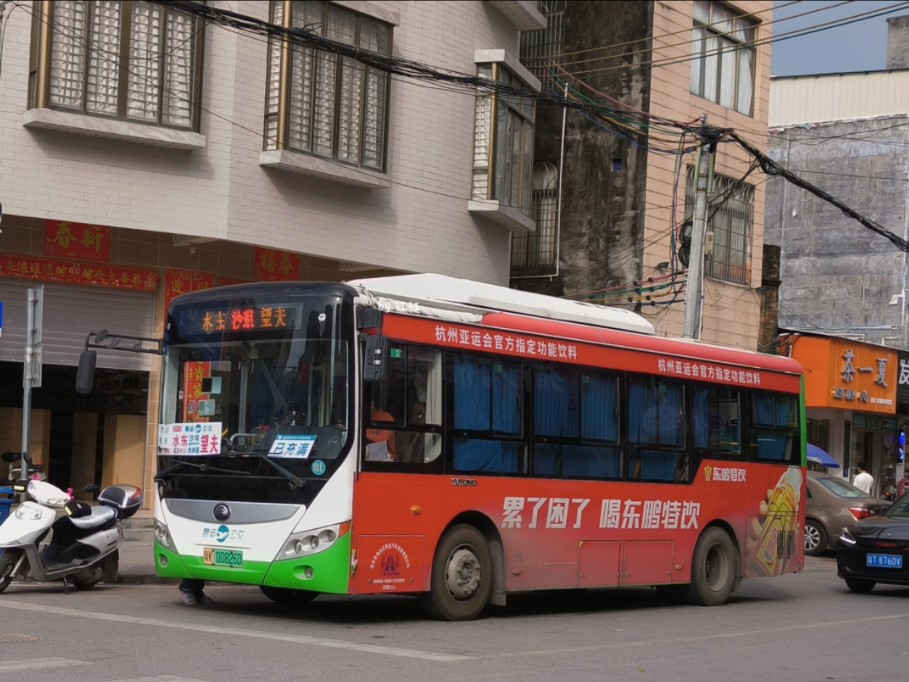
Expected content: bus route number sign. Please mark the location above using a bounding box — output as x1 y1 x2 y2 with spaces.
203 547 243 568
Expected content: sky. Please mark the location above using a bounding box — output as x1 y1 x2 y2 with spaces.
771 1 909 76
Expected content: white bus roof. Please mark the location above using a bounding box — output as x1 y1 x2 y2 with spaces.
348 273 655 335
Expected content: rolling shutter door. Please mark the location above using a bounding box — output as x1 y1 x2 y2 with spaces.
0 279 155 371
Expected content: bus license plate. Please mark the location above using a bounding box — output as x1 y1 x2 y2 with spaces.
866 553 902 569
203 547 243 568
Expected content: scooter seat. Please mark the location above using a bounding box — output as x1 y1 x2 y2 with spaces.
69 505 116 530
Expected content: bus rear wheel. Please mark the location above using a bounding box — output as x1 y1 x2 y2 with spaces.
420 524 492 621
687 527 737 606
260 585 318 606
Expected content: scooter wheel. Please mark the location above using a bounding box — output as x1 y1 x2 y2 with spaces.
0 550 21 593
72 567 101 591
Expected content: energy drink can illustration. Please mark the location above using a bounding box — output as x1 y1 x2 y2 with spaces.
749 467 802 576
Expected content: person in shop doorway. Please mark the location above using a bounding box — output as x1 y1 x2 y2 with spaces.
179 578 214 606
853 461 874 496
898 470 909 499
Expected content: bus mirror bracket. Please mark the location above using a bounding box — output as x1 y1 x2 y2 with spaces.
363 335 388 382
357 308 383 331
75 329 164 395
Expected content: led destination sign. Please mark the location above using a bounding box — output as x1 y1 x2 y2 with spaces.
192 305 299 334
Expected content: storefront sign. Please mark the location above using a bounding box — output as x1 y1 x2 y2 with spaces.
791 335 897 414
44 220 111 262
898 351 909 414
254 247 300 281
0 254 158 291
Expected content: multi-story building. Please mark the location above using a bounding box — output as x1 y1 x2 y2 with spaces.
765 15 909 492
513 0 774 350
0 0 545 502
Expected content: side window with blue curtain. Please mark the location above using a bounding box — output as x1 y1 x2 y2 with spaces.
532 366 621 479
628 376 685 481
691 386 742 462
452 354 524 474
750 392 798 463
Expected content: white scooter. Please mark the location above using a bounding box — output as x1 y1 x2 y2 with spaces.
0 452 143 593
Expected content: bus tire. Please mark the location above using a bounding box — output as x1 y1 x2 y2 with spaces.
259 585 318 606
420 524 492 621
686 527 737 606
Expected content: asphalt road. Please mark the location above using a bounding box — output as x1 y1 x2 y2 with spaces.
0 554 904 682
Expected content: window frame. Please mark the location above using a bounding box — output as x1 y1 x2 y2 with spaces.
29 0 205 131
689 0 756 116
685 165 755 286
471 60 536 218
263 0 392 173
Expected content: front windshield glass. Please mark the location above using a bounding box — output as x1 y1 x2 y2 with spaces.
158 286 354 503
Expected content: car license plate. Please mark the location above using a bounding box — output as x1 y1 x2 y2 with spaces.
203 547 243 568
866 553 903 569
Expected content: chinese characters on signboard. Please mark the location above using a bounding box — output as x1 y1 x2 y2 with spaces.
44 220 111 262
834 348 894 406
158 422 222 456
0 254 158 291
255 248 300 281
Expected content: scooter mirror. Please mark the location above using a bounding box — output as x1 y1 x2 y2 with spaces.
0 451 22 464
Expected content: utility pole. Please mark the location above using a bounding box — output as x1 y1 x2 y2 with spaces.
684 121 717 339
21 286 44 481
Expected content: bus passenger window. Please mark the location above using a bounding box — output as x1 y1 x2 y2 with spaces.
750 393 798 463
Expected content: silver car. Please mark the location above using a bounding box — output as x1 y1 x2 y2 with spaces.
805 470 890 556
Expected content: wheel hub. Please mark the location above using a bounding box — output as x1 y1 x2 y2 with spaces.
445 547 481 600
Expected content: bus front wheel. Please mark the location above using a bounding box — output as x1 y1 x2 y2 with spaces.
687 527 737 606
420 524 492 621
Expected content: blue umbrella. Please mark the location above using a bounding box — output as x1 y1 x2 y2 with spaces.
807 443 840 469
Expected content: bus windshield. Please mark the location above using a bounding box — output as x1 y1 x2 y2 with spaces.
157 288 354 502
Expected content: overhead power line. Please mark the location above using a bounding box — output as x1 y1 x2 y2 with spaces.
726 130 909 253
159 0 909 256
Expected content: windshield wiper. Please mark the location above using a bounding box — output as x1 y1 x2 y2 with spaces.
246 450 304 489
155 459 251 480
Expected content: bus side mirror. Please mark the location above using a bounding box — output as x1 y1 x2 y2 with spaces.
363 335 388 382
76 350 97 394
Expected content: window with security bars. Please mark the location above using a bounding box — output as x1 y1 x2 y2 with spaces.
689 1 756 116
511 162 558 276
519 0 566 82
30 1 203 129
472 63 534 216
685 166 754 285
264 1 390 171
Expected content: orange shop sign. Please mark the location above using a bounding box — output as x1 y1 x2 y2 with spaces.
790 335 897 413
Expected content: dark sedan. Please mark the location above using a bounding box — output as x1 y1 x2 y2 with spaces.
836 495 909 593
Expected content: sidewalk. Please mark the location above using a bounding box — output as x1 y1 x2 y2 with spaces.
117 539 172 584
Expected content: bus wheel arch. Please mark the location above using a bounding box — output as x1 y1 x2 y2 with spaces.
420 514 502 621
686 524 739 606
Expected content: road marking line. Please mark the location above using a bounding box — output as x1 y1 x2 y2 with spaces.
0 657 88 671
0 600 468 662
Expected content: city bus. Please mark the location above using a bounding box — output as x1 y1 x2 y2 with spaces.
140 273 805 620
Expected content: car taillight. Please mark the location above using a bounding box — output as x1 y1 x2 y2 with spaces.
849 507 877 521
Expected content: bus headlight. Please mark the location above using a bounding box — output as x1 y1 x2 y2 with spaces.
154 519 175 551
280 522 350 560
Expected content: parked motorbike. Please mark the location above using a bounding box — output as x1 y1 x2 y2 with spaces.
0 451 143 593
